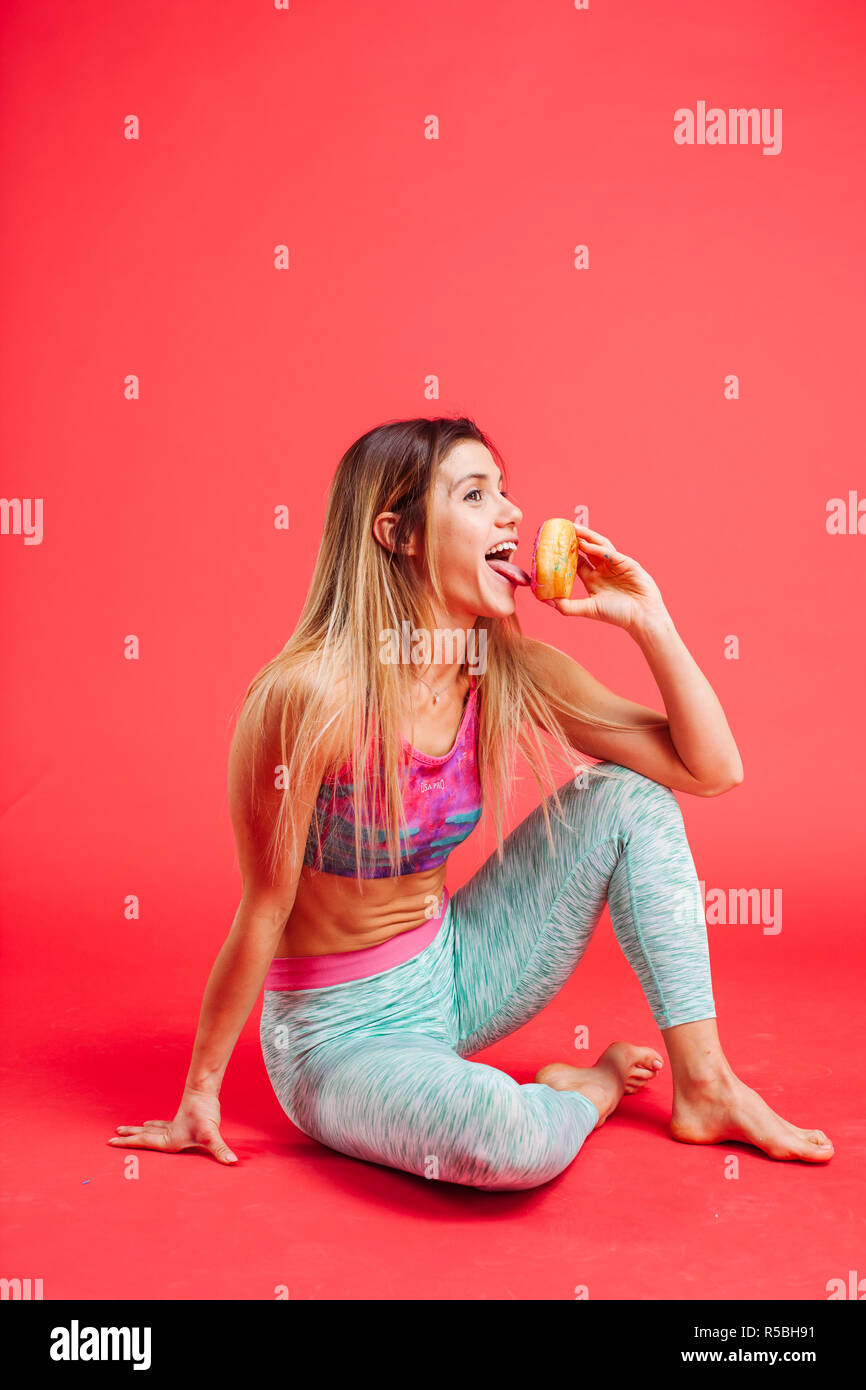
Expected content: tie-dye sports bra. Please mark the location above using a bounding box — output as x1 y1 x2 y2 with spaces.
303 675 482 878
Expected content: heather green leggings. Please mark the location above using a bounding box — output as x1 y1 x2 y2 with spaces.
260 764 716 1190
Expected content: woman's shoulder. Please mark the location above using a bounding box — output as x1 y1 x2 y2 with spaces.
511 633 560 678
231 662 352 778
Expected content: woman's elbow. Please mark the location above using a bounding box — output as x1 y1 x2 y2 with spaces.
702 765 744 796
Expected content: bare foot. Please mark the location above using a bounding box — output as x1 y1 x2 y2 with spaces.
535 1041 665 1129
671 1070 834 1163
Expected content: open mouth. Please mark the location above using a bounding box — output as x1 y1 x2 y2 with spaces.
484 541 531 587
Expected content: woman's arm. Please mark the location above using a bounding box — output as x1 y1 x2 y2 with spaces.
627 607 743 792
523 520 744 797
183 685 346 1098
109 678 348 1167
521 623 743 798
181 893 300 1098
108 681 346 1163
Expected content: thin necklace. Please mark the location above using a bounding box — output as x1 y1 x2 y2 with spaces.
411 666 464 707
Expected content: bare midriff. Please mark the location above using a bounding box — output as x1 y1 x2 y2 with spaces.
270 670 473 959
273 861 448 958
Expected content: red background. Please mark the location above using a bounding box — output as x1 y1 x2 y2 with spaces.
1 0 864 1300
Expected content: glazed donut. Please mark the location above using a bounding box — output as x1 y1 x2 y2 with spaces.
530 518 580 599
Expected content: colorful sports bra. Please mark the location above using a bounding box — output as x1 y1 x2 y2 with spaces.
303 676 482 878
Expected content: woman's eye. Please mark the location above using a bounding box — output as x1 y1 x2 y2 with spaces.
463 485 510 502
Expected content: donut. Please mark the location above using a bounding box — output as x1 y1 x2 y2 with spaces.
530 518 580 600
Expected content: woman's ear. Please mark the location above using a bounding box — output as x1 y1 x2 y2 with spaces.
372 512 398 554
372 512 419 556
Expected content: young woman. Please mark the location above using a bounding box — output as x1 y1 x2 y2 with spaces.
109 417 833 1189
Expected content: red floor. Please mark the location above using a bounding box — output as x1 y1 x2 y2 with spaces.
2 907 862 1301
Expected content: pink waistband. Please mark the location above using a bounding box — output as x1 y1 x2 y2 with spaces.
263 886 450 991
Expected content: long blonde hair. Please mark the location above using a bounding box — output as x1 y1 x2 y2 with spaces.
237 416 664 886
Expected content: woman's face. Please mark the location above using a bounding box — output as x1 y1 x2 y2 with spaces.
423 440 526 625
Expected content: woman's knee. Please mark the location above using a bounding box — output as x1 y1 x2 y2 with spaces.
594 762 676 803
440 1085 586 1192
455 1140 578 1193
553 762 676 831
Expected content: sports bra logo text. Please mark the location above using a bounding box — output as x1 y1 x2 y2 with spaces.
419 778 446 793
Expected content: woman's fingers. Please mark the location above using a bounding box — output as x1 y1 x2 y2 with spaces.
108 1123 237 1163
193 1117 238 1164
575 533 625 563
114 1121 169 1133
107 1127 173 1150
579 537 618 557
207 1134 239 1164
572 522 614 547
579 539 627 567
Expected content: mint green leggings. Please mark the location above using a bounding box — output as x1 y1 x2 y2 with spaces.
259 764 717 1191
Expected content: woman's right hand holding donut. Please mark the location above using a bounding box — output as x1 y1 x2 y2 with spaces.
107 1086 238 1164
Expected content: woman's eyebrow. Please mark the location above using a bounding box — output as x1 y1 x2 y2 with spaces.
450 471 504 493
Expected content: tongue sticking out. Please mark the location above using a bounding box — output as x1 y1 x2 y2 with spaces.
485 555 531 586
